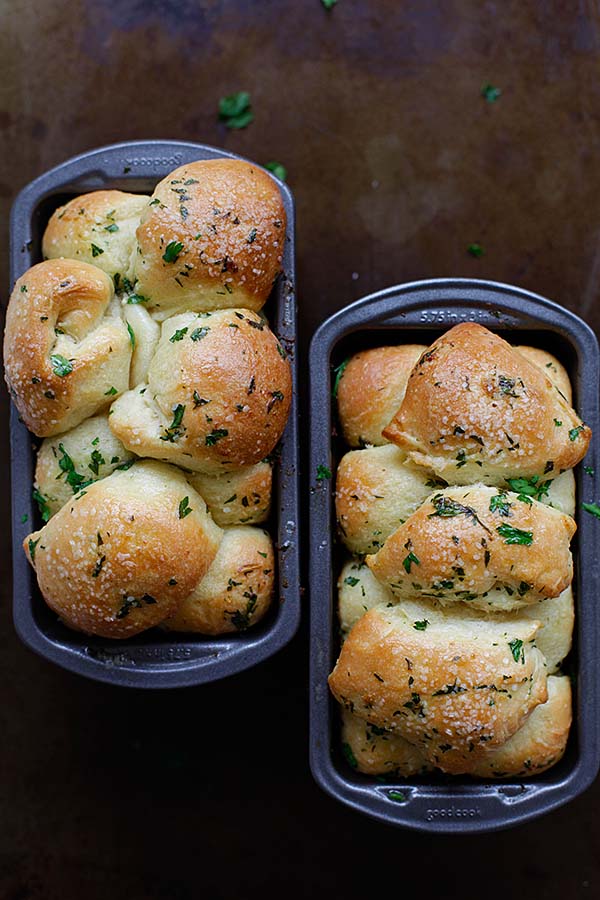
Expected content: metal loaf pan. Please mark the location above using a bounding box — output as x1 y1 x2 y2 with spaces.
9 140 300 688
309 279 600 832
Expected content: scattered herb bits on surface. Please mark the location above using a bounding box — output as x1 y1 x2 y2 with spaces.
218 92 253 129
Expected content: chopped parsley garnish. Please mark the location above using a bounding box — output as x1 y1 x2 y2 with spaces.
90 243 104 257
50 354 73 377
428 494 491 532
316 464 332 481
481 83 501 103
126 293 149 304
467 243 484 258
432 681 466 695
104 386 118 396
226 590 258 629
413 619 429 631
582 502 600 519
170 327 188 342
403 551 420 573
160 404 186 442
88 449 105 476
496 523 533 545
267 390 284 413
508 638 525 664
554 419 562 427
205 428 228 446
92 555 106 577
569 425 585 441
344 576 360 587
104 223 119 233
332 358 349 399
388 791 406 802
57 444 91 492
33 488 51 522
116 593 157 619
506 475 550 504
584 466 595 476
178 496 193 519
489 493 511 516
162 241 184 263
341 742 357 769
247 227 257 243
190 326 209 341
126 322 136 349
265 161 287 181
28 537 40 562
218 91 253 129
498 375 518 397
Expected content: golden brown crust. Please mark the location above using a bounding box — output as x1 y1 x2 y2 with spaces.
329 600 548 774
4 259 131 436
24 460 223 638
42 190 150 280
341 707 433 776
34 413 136 518
108 308 291 473
337 345 426 447
133 160 286 318
335 445 446 555
383 323 590 484
516 346 573 405
161 526 274 634
187 462 272 527
367 485 576 611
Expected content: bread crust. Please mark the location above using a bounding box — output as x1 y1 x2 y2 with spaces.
383 323 590 484
4 259 131 436
24 460 222 638
133 160 286 317
188 462 272 527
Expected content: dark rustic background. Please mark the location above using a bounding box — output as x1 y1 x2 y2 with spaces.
1 1 599 897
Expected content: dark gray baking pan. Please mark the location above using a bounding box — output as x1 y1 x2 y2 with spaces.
309 279 600 832
8 140 300 688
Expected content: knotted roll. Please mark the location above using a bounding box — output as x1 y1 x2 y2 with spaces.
24 460 223 638
328 599 548 774
108 308 291 473
341 675 570 778
367 485 576 612
336 345 426 447
187 462 272 527
42 190 150 280
34 412 135 519
133 159 286 318
383 323 590 484
162 526 274 634
4 259 131 436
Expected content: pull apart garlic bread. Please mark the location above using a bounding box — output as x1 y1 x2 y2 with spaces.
329 322 588 779
4 159 291 639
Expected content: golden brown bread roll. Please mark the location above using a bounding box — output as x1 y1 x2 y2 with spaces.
4 259 131 436
335 445 436 555
24 460 223 638
108 308 291 473
187 462 272 527
342 675 570 778
336 345 426 447
367 484 575 612
328 599 548 774
383 323 590 485
34 413 135 518
42 190 150 280
515 346 572 404
133 160 286 318
337 560 393 635
162 526 274 634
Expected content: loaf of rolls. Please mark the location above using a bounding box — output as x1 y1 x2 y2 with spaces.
330 323 585 781
6 158 290 639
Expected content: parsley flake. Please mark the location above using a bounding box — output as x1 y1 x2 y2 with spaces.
162 241 184 263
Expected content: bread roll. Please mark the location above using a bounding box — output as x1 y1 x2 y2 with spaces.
515 346 573 404
337 559 393 635
162 526 274 634
187 462 272 527
34 413 135 518
383 323 590 485
42 190 149 280
4 259 131 436
108 308 291 473
341 675 570 778
336 345 426 447
24 460 222 638
133 160 286 318
122 301 160 387
514 587 574 674
367 484 575 612
328 599 548 774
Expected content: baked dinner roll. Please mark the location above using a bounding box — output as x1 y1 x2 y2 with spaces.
367 485 576 611
341 675 570 778
383 323 590 485
336 444 449 555
328 599 548 774
109 309 291 474
24 460 223 638
338 560 393 635
34 413 135 518
122 302 160 387
162 526 274 634
133 160 286 318
515 346 572 404
42 190 150 280
187 461 272 527
341 707 433 776
514 587 574 673
336 345 426 447
4 259 131 436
